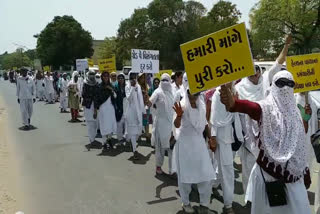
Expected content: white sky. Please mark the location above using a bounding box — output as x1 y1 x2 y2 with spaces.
0 0 258 53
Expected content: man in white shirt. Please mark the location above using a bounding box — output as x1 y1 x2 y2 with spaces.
16 68 36 130
59 73 69 113
171 71 183 96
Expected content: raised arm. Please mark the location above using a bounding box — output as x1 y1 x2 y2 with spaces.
219 85 262 121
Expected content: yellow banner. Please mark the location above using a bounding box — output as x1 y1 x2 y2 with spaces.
87 59 94 67
154 69 173 80
98 56 116 73
180 22 254 94
286 53 320 93
43 66 51 72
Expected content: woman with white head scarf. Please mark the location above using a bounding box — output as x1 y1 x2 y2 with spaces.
68 71 81 122
172 81 216 214
148 73 174 175
210 81 243 214
45 71 55 104
220 70 311 214
124 71 145 160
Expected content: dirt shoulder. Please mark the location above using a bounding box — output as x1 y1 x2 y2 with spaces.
0 96 21 214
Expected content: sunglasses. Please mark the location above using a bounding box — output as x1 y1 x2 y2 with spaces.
275 78 295 88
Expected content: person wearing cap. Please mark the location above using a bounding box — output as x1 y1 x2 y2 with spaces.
172 84 216 214
94 71 117 150
114 73 126 144
110 72 118 87
125 72 145 160
45 72 55 104
16 68 36 130
59 73 69 113
82 70 100 150
148 73 174 175
234 35 292 206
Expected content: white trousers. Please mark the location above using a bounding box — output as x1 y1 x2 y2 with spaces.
127 134 138 152
155 140 172 173
117 116 125 140
37 89 45 100
60 93 68 110
47 92 54 102
87 121 97 143
178 180 212 207
239 146 256 195
20 99 33 126
214 142 234 207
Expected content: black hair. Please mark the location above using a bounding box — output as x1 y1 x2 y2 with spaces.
175 71 183 79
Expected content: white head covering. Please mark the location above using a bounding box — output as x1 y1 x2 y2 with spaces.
235 77 264 101
159 73 174 121
257 70 308 180
181 80 206 135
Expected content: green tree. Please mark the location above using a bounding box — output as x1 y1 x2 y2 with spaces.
36 15 93 68
1 49 32 70
250 0 320 58
97 37 117 59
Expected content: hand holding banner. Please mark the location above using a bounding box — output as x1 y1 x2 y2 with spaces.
180 22 254 94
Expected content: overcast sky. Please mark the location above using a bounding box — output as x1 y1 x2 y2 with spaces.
0 0 258 53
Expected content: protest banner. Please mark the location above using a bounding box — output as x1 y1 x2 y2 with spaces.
98 56 116 72
87 59 94 67
43 66 51 72
180 22 254 94
286 53 320 93
154 69 173 79
131 49 159 73
76 59 89 71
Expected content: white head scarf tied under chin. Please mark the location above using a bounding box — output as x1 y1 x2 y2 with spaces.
257 70 308 180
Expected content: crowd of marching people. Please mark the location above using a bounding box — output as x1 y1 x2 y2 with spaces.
13 35 320 214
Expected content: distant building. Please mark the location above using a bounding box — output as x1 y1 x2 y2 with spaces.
92 40 104 65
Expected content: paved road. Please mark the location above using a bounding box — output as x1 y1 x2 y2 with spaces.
0 80 317 214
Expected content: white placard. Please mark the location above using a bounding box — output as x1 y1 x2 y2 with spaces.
76 59 89 71
131 49 159 73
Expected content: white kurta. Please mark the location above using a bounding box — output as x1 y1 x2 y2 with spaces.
124 84 145 137
98 98 117 136
246 163 311 214
172 110 215 184
35 79 45 99
60 78 69 110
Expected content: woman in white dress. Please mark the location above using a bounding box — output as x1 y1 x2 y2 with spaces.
220 70 312 214
93 71 117 150
172 84 216 214
124 72 145 160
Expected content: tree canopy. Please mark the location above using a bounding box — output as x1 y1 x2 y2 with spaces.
115 0 241 70
36 15 93 68
250 0 320 59
0 49 32 70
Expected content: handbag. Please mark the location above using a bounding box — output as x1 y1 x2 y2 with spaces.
260 161 288 207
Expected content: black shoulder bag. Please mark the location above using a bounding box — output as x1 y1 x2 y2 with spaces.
231 122 243 151
260 161 288 207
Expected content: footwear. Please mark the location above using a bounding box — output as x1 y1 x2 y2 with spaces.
197 205 210 214
22 125 29 130
133 151 139 160
85 143 91 151
156 167 163 175
223 207 235 214
74 119 82 122
182 204 194 213
60 109 63 113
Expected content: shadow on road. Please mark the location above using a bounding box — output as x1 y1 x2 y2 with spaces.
128 151 152 165
154 173 178 200
18 125 38 131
